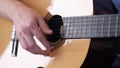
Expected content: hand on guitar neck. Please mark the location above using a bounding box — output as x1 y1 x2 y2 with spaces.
0 0 53 55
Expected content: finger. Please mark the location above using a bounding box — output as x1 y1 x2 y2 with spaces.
36 12 53 35
17 33 29 50
17 30 48 55
23 31 48 55
31 24 52 52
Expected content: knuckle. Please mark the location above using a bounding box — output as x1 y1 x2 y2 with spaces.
22 44 34 51
37 35 42 40
21 27 26 32
17 25 27 33
25 22 33 29
29 44 35 49
22 46 30 50
17 25 31 34
25 18 36 29
17 28 27 35
37 36 44 42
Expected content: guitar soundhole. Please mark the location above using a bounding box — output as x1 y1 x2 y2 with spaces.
46 15 63 42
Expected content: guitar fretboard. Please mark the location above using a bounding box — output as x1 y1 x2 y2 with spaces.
62 14 120 39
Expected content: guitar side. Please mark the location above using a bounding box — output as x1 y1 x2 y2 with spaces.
0 0 93 68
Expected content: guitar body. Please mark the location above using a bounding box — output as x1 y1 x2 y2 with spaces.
0 0 93 68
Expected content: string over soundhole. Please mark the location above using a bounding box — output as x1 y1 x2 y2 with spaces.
46 15 64 50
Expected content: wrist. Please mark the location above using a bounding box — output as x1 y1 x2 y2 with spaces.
0 0 29 21
0 0 18 19
7 1 34 23
6 1 25 21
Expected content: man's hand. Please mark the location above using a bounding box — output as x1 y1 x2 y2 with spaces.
0 0 53 55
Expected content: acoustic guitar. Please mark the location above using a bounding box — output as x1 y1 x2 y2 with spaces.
0 0 119 68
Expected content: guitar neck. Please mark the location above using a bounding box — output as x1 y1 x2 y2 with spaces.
62 14 120 39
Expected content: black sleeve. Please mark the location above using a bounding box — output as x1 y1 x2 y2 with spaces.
81 0 119 68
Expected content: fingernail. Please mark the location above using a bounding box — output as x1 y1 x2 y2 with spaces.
48 30 53 34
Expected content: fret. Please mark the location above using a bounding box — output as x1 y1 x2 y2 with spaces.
63 17 69 38
68 17 72 38
83 16 87 38
80 16 86 38
66 17 69 38
101 15 104 37
78 17 82 38
69 17 75 38
72 17 79 38
95 15 98 37
72 17 76 38
85 16 92 38
108 15 111 37
89 17 92 37
103 15 109 37
91 16 98 38
115 14 118 37
117 15 120 36
72 17 77 38
96 15 103 38
76 17 81 38
110 14 117 37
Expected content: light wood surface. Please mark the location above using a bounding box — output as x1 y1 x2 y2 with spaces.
0 18 12 56
0 0 93 68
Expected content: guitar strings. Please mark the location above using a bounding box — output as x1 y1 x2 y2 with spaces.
47 14 120 22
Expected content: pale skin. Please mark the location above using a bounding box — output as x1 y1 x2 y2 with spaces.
0 0 53 55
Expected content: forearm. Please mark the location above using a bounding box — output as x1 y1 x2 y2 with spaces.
0 0 24 21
